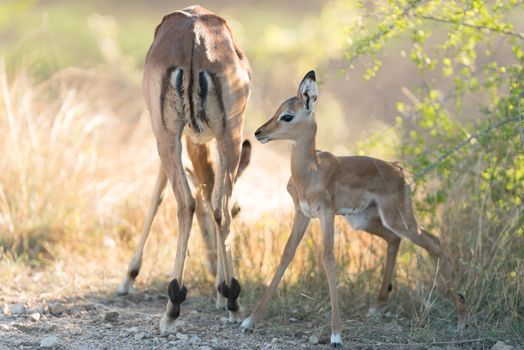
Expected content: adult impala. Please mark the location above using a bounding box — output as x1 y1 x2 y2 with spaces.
119 6 251 334
241 71 466 347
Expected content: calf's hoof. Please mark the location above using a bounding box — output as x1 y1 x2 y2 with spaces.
240 316 255 332
330 333 342 348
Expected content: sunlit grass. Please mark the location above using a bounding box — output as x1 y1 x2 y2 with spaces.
0 1 523 347
0 61 522 345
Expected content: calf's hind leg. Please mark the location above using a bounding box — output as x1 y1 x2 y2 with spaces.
377 197 466 327
363 217 401 308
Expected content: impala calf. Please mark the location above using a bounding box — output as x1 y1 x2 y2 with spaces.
123 6 251 334
241 71 466 347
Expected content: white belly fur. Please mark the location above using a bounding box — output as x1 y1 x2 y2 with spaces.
298 202 378 227
339 205 377 230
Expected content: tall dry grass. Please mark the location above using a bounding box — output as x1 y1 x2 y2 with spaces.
0 61 522 343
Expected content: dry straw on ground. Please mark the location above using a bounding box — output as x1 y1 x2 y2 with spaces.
0 63 522 348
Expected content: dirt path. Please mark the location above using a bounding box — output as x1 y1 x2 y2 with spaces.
1 290 517 350
0 291 335 350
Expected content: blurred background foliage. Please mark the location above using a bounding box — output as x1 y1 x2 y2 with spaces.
0 0 523 344
349 0 524 324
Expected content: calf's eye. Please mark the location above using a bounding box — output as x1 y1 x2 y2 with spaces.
280 114 294 122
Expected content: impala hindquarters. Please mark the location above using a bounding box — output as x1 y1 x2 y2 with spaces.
132 6 250 334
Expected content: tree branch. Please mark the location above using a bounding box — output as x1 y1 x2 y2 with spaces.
415 14 524 41
414 115 523 180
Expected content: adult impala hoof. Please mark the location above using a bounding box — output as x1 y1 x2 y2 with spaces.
159 313 177 335
217 278 241 312
216 293 227 310
229 311 242 324
116 277 134 296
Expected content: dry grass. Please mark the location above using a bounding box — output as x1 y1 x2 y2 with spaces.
0 63 523 347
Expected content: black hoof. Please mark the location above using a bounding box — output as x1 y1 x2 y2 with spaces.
129 268 139 279
167 279 187 319
168 279 187 304
217 278 241 312
168 303 181 319
331 342 342 348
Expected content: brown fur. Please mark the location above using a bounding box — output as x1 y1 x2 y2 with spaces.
244 71 466 346
118 6 251 333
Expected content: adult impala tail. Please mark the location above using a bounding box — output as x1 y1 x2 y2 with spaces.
242 70 466 347
117 6 251 334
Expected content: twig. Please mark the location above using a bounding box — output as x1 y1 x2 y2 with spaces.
519 92 524 143
345 337 485 348
430 338 485 345
414 115 523 180
342 0 427 69
416 14 524 41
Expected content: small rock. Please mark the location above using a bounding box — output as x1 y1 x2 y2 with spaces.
134 332 146 340
1 324 11 331
37 305 47 315
104 323 112 329
263 337 279 350
308 335 319 345
491 341 514 350
176 333 189 341
29 312 41 321
174 320 187 331
190 335 201 344
40 335 59 348
104 311 119 322
70 327 82 335
48 303 66 316
127 326 139 334
200 347 212 350
219 317 229 324
79 303 96 311
10 304 27 315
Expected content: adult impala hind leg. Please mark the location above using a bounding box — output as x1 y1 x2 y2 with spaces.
156 129 197 335
363 217 401 312
241 209 310 331
187 138 252 311
186 137 218 277
213 133 244 322
117 165 168 296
